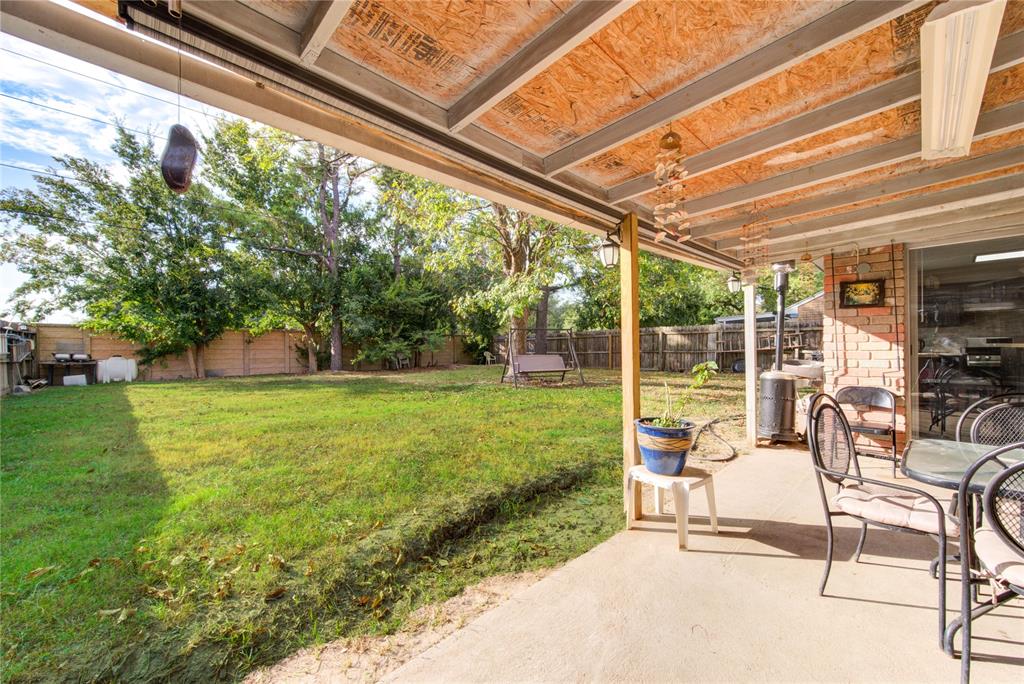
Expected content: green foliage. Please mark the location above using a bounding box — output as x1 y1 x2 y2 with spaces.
0 128 254 371
690 360 720 389
378 172 596 338
756 261 824 312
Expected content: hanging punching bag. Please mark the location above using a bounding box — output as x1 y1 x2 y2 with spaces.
160 123 198 194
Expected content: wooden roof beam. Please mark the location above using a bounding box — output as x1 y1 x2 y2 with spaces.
607 30 1024 204
541 0 929 175
447 0 635 133
686 101 1024 231
715 174 1024 249
299 1 354 64
765 203 1024 258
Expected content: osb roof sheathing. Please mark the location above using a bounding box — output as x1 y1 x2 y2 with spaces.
646 61 1024 216
326 0 566 107
474 0 841 155
694 129 1024 241
573 2 1024 190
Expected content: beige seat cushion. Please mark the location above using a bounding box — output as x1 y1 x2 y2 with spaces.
974 526 1024 587
832 483 959 537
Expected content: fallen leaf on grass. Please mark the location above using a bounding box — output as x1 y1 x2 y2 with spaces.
140 560 156 572
25 566 56 580
264 586 286 601
66 568 95 585
97 608 121 617
213 580 232 600
170 554 186 566
117 607 136 624
356 595 371 606
144 585 174 601
303 563 313 577
267 554 285 570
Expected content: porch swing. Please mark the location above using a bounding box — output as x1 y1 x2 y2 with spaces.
501 327 585 388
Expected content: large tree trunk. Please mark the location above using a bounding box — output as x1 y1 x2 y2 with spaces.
534 286 556 354
187 343 206 379
303 326 318 373
510 309 531 355
329 306 343 372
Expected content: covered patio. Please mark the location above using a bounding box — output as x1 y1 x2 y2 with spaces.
3 0 1022 680
383 449 1022 682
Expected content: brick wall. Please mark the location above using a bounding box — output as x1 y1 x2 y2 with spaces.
823 244 908 451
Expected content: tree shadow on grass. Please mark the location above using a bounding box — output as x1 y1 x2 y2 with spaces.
0 383 168 682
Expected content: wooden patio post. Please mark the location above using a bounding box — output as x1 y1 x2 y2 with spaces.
620 212 641 501
743 282 758 447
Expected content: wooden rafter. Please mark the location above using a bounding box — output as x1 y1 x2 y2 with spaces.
688 106 1024 237
299 1 354 64
715 174 1024 249
447 0 635 133
767 202 1024 258
541 0 929 175
606 30 1024 204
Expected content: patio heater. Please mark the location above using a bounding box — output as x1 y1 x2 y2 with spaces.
757 261 801 442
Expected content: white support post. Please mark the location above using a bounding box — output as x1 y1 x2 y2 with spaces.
743 283 758 448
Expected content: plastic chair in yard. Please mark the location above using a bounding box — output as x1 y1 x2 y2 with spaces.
955 443 1024 683
835 386 899 477
482 351 495 365
808 402 958 647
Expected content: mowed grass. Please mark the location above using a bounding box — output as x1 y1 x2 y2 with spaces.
1 367 744 682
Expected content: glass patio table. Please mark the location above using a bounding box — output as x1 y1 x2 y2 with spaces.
901 438 1024 493
901 438 1024 656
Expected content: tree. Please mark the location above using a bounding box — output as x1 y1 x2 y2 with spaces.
0 128 252 378
202 121 377 371
756 261 824 312
381 172 596 353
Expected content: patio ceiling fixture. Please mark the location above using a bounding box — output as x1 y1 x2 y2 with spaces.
726 273 742 294
599 226 621 269
653 129 690 243
920 0 1007 160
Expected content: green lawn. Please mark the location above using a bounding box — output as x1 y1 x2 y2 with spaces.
1 367 744 682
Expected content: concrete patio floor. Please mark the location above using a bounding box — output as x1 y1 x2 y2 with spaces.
387 447 1023 683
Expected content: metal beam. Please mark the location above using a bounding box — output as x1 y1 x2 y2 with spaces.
541 0 928 174
447 0 634 132
299 1 353 64
715 174 1024 248
606 30 1024 204
691 141 1024 240
686 102 1024 226
766 202 1024 258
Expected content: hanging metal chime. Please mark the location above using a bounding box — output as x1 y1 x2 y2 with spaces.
653 129 690 242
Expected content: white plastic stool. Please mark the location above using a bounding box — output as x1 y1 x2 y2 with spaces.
627 464 719 550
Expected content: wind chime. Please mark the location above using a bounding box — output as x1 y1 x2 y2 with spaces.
159 0 199 194
738 208 768 285
653 128 690 243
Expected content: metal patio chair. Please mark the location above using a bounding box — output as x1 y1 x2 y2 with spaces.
955 444 1024 683
970 403 1024 446
836 386 899 476
955 393 1024 443
809 402 958 646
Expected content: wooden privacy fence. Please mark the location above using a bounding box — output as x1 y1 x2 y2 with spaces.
495 321 822 373
31 324 475 382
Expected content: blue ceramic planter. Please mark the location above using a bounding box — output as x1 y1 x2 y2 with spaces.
634 418 696 476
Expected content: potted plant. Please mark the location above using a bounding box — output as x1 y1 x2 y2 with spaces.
634 383 696 476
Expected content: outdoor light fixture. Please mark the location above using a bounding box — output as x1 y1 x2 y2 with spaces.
726 273 742 293
920 0 1007 159
975 249 1024 262
599 228 620 268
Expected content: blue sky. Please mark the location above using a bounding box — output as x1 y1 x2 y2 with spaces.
0 6 242 322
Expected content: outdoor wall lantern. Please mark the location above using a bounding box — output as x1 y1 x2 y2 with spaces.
599 227 620 269
726 273 742 293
